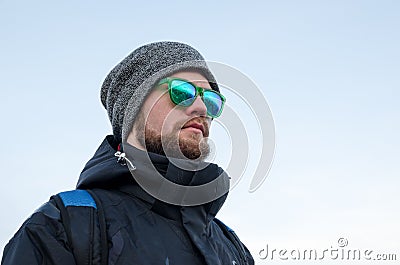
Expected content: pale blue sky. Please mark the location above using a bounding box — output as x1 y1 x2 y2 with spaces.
1 1 399 264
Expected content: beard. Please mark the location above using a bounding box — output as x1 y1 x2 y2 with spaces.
134 113 211 160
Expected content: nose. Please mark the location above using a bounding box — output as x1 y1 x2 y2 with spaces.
185 95 207 117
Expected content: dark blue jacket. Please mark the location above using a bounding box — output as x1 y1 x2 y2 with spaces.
2 136 254 265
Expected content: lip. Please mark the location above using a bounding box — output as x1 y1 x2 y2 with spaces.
183 127 203 134
183 122 205 135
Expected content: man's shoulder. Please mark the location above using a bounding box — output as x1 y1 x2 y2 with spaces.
33 199 61 221
5 199 64 248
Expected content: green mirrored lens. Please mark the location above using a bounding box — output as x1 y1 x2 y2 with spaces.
170 79 196 106
203 90 223 117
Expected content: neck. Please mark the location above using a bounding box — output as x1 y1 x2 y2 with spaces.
126 131 147 151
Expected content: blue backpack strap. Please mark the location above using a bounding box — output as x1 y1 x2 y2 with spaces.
58 190 97 208
53 190 108 265
214 218 250 265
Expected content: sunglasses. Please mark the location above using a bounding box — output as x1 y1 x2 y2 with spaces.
158 77 226 118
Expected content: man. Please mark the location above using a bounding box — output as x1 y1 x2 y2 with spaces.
2 41 254 264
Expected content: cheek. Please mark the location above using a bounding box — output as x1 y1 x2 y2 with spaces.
146 109 165 132
146 97 177 133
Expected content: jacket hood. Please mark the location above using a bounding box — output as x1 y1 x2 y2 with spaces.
77 135 129 189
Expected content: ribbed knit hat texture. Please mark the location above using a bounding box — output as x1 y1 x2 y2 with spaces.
100 41 218 143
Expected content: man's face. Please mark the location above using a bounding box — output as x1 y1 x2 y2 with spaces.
127 71 213 160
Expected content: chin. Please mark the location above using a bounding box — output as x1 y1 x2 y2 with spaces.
178 136 209 160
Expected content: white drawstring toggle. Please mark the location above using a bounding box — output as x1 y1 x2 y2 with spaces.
114 151 136 170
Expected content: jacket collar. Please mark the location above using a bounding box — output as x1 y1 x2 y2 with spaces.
77 135 230 223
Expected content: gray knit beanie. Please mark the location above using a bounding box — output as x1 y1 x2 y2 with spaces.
100 41 219 143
